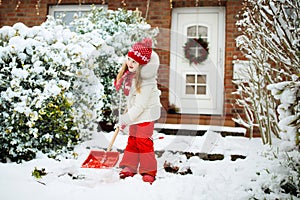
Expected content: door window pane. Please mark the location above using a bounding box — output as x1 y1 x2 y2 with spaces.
186 86 195 94
197 75 206 84
197 86 206 95
198 26 208 37
186 74 195 83
187 26 197 37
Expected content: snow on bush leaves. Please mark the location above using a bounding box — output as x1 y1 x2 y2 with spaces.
0 22 103 163
234 0 300 144
69 7 159 124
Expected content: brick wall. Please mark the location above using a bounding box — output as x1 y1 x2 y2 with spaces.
224 0 246 117
0 0 245 127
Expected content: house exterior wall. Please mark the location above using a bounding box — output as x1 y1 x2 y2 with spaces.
0 0 245 127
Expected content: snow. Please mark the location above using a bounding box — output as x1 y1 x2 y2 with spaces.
0 4 298 200
0 125 296 200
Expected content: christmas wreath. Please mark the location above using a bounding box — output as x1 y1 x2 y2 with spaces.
183 37 209 65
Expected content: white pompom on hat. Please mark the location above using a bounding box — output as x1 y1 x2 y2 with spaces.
127 38 152 65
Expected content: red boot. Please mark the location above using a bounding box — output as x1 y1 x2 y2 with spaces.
142 174 155 184
119 167 136 179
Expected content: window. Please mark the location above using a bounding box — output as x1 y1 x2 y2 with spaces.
187 25 208 39
186 25 208 58
185 74 207 95
48 4 106 27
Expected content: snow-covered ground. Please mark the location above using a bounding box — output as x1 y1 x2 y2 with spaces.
0 125 293 200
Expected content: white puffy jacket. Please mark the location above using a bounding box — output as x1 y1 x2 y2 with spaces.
121 51 161 125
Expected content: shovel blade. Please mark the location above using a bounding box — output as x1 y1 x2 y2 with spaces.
81 150 120 168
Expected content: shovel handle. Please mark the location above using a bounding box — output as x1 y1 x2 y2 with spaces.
107 126 120 152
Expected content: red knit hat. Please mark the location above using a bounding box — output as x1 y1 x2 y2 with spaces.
127 38 152 65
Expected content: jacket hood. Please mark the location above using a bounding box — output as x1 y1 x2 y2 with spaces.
140 51 159 80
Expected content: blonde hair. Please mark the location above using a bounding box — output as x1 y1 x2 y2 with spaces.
116 62 142 93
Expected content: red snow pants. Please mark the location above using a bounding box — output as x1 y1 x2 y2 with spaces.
119 122 157 177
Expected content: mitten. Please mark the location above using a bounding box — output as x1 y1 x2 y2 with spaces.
118 115 127 131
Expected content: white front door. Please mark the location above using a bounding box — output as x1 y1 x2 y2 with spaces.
169 7 225 115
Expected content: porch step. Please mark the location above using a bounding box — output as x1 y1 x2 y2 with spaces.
154 123 246 137
160 152 248 176
155 150 246 161
152 124 255 165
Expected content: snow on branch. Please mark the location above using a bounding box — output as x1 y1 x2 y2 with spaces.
233 0 299 145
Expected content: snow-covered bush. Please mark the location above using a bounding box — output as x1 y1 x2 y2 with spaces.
70 7 159 124
0 22 103 162
268 81 300 147
234 1 300 198
247 145 300 199
252 81 300 199
234 0 300 144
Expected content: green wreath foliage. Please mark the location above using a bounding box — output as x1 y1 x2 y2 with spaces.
183 37 209 65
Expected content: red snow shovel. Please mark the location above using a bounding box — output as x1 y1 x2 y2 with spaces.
81 127 120 169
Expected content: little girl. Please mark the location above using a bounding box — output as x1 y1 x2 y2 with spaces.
114 38 161 184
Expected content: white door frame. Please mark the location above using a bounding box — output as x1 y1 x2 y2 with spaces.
169 7 225 115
